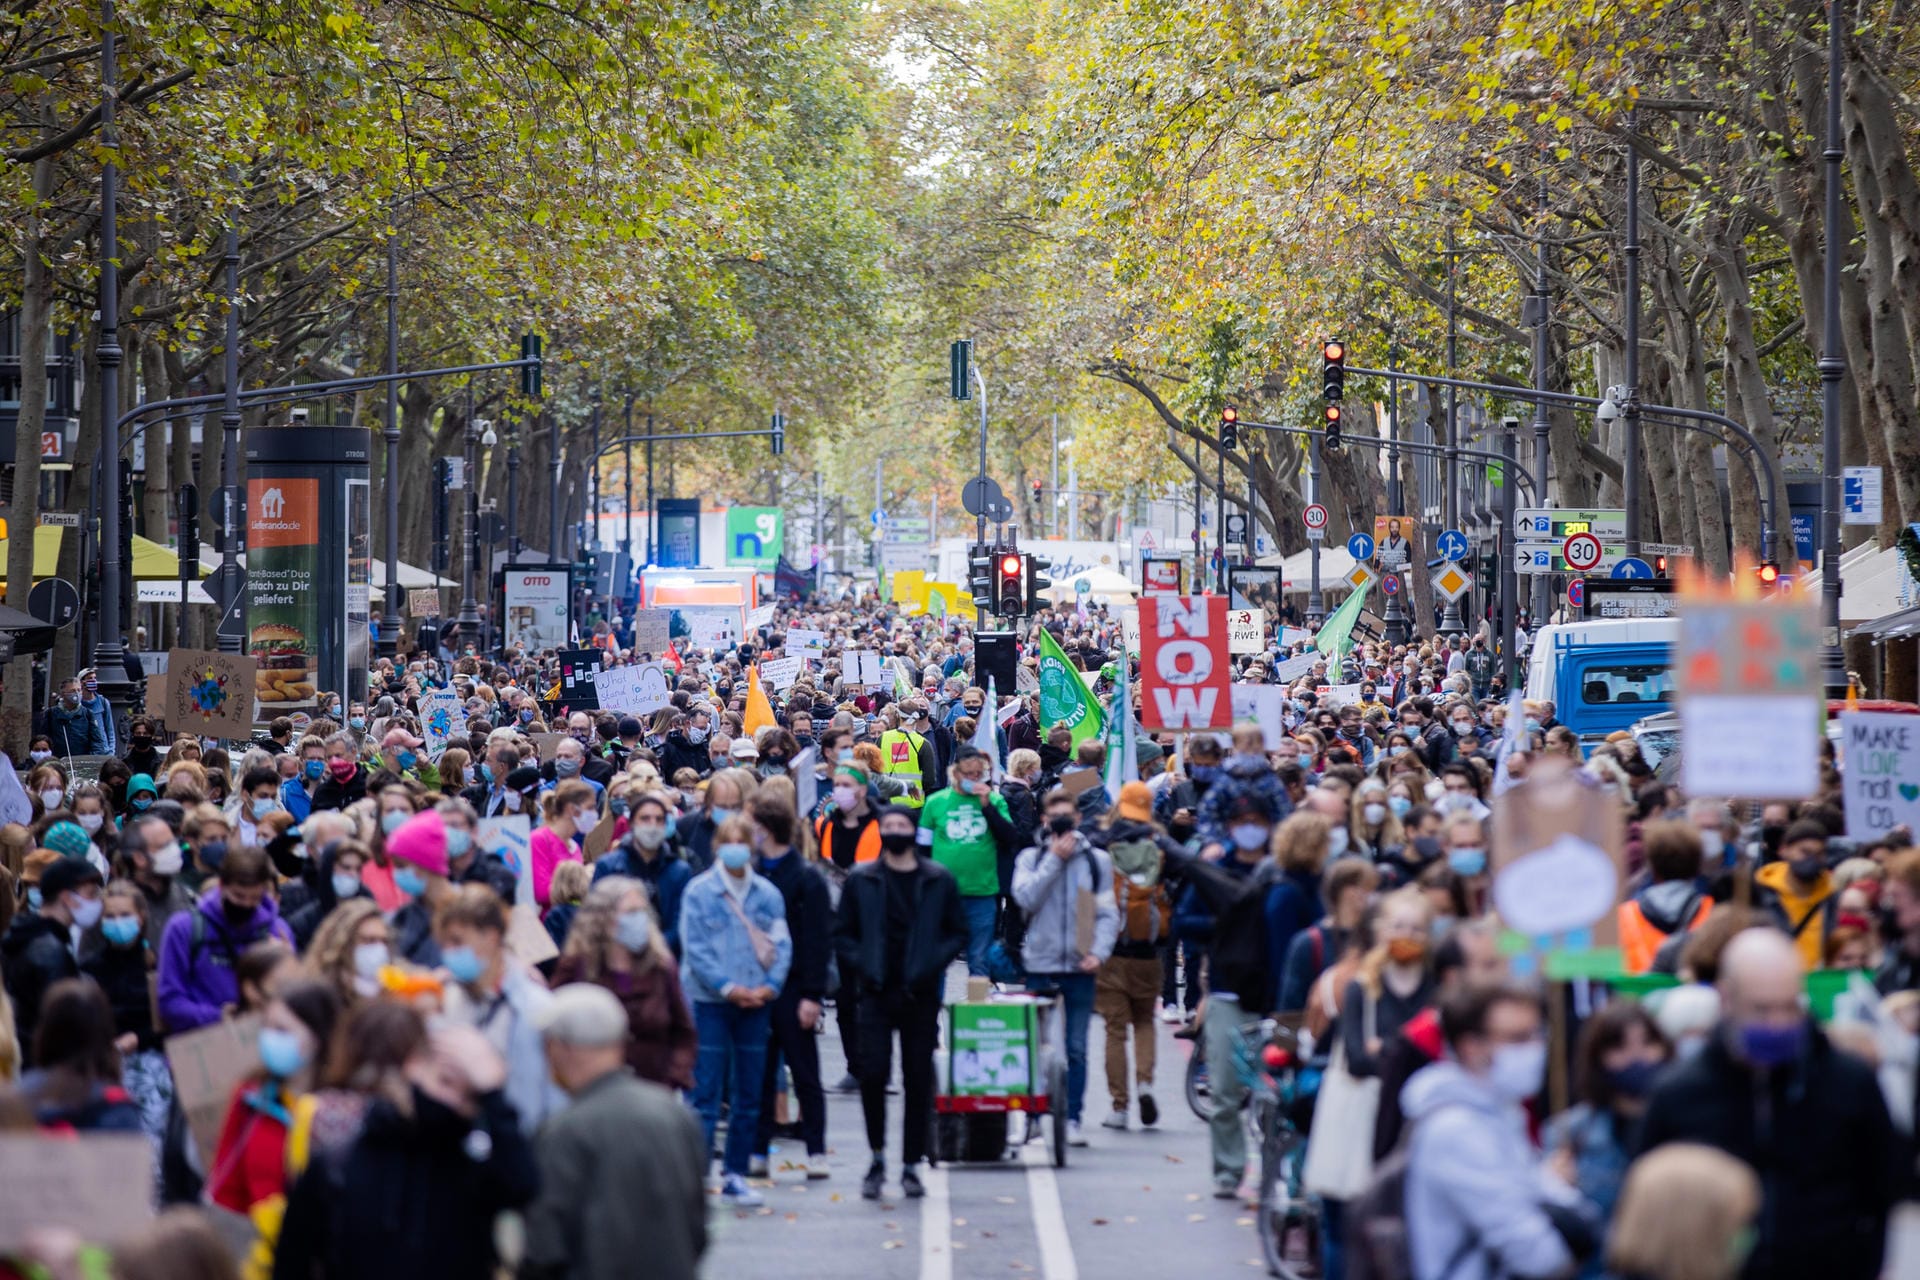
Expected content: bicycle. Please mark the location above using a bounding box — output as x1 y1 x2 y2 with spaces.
1225 1020 1322 1280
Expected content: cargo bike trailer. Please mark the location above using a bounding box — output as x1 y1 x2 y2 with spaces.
929 991 1070 1169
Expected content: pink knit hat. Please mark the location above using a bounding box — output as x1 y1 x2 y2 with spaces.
386 808 449 877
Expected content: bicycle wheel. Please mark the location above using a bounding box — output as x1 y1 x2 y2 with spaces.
1185 1039 1214 1121
1257 1114 1319 1279
1048 1058 1069 1168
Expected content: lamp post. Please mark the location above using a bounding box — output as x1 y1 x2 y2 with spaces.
458 380 491 644
1530 173 1555 626
89 0 132 711
1819 0 1847 694
217 220 243 653
1439 231 1465 635
377 228 401 661
547 404 561 559
1622 112 1644 558
506 419 522 558
1383 341 1407 645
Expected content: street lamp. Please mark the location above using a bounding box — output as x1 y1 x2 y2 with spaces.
506 420 522 558
458 400 492 645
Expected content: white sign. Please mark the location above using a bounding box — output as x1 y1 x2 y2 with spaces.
746 603 776 630
759 656 805 691
1230 684 1288 749
37 512 80 528
680 607 741 652
786 627 827 658
593 663 671 715
630 608 672 655
1302 504 1328 530
502 568 570 653
477 815 534 906
1680 695 1821 799
1120 607 1140 658
1271 651 1320 682
1841 711 1920 838
138 580 216 604
1844 466 1884 526
1318 682 1365 709
1562 532 1604 572
842 649 889 689
418 689 464 761
1227 608 1266 654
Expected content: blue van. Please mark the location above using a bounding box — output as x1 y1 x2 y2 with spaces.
1523 618 1677 751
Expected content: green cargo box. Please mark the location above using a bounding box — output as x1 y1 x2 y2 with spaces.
946 998 1042 1098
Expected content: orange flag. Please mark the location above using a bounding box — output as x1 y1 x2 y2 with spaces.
743 664 777 737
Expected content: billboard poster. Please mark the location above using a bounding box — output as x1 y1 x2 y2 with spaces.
1227 565 1283 618
502 565 571 654
1373 516 1418 570
1142 556 1184 594
247 475 321 714
725 507 783 569
657 498 701 568
345 477 369 690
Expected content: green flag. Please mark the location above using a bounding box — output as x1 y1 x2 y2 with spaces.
1314 582 1372 659
1037 625 1105 749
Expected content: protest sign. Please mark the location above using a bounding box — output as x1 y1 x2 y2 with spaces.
407 587 441 617
1139 595 1231 731
593 662 671 716
1227 608 1266 654
760 655 805 691
630 608 672 655
746 603 776 630
479 815 533 905
1491 764 1623 946
1271 651 1319 682
1230 684 1288 749
786 627 826 658
419 689 464 761
1318 682 1365 709
1841 711 1920 839
842 649 888 689
1120 607 1141 658
0 1133 153 1249
507 902 559 965
167 647 260 737
553 648 603 712
1676 599 1820 798
166 1013 263 1159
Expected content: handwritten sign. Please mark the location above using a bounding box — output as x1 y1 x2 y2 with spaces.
630 608 672 656
166 1013 263 1159
759 655 805 691
479 815 533 905
842 649 889 689
746 603 776 630
1226 608 1266 654
407 586 441 617
1139 596 1231 731
593 662 670 716
0 1134 153 1249
1676 600 1821 798
1230 684 1288 749
1842 711 1920 839
785 627 826 658
419 689 464 761
168 647 260 738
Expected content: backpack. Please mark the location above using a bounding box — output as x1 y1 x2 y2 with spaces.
1107 835 1171 944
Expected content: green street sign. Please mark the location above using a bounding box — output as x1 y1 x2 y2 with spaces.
725 507 783 569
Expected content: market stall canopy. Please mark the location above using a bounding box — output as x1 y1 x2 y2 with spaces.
0 600 57 656
1044 565 1136 605
132 533 204 581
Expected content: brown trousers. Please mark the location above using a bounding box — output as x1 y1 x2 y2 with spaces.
1095 954 1161 1109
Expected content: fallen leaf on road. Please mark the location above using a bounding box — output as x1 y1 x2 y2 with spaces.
1235 1217 1254 1228
1187 1213 1206 1223
830 1194 842 1203
1091 1217 1109 1226
785 1214 799 1223
882 1240 903 1251
1164 1154 1184 1163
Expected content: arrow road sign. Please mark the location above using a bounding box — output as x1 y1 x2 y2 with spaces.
1611 557 1654 580
1562 532 1604 572
1347 532 1375 561
207 563 248 643
1436 528 1469 562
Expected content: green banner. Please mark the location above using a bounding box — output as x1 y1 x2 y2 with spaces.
725 507 784 569
1314 581 1372 659
1038 626 1105 748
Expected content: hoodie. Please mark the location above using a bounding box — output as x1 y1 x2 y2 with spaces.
156 889 296 1033
1 913 79 1049
1012 832 1119 975
1753 860 1836 971
1618 879 1711 974
1192 753 1293 853
1401 1060 1588 1280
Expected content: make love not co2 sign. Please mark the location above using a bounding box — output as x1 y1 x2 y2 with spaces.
1139 595 1232 731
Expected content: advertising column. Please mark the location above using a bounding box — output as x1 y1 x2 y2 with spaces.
246 426 371 718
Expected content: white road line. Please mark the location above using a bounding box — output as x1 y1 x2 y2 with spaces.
1020 1141 1079 1280
920 1162 953 1280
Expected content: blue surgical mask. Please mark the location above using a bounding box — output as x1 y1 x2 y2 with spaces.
1230 823 1269 852
101 916 142 948
257 1027 308 1078
443 945 485 985
251 797 276 821
554 758 581 778
330 872 361 899
1448 847 1487 876
615 910 653 952
445 827 473 858
1388 795 1412 819
480 762 494 784
609 795 630 817
1189 764 1219 784
710 806 736 824
381 810 408 835
1736 1019 1806 1068
717 843 753 871
349 716 367 731
519 708 536 724
393 866 428 898
130 796 153 812
304 759 325 780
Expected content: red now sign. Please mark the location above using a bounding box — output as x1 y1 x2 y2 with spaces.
1139 595 1231 731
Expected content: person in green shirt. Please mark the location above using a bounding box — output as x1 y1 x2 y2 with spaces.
918 746 1019 977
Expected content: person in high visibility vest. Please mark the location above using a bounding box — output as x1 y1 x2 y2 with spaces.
1618 822 1714 975
878 703 937 808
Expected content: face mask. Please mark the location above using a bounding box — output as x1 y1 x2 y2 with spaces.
1326 826 1350 858
303 759 325 781
1605 1059 1663 1099
151 843 183 876
1736 1019 1806 1069
832 784 859 810
1448 847 1487 876
348 716 367 731
443 945 485 985
574 807 598 831
442 828 474 864
70 895 103 929
632 821 667 850
26 887 42 911
1788 856 1824 883
710 806 737 824
1230 823 1269 852
616 910 653 952
394 866 428 899
381 810 408 835
717 843 753 872
1388 745 1408 758
1387 937 1426 965
38 788 64 811
132 735 152 748
63 693 79 706
244 796 274 823
688 725 709 744
396 750 417 771
880 831 917 855
957 777 980 795
1488 1039 1547 1101
102 916 142 948
353 941 390 978
609 795 630 818
1189 763 1219 784
258 1027 308 1078
554 758 582 779
1387 795 1411 819
76 811 104 833
29 750 50 764
519 709 536 724
328 758 356 781
502 790 524 813
327 868 362 898
1697 830 1725 864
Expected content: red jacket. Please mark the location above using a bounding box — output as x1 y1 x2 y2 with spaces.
208 1078 293 1214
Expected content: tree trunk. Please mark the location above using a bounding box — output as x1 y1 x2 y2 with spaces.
3 156 53 757
1709 234 1797 566
1845 89 1920 534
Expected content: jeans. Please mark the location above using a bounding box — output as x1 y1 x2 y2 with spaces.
856 988 941 1165
1095 955 1161 1110
757 990 826 1157
1204 993 1258 1183
960 895 997 977
692 1000 772 1177
1026 971 1096 1124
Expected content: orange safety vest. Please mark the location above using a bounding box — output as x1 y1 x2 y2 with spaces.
1617 894 1712 975
815 814 881 866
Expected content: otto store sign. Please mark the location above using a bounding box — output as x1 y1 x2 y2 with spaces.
1139 595 1232 731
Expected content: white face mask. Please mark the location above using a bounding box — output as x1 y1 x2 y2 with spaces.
353 941 390 979
76 812 104 833
502 790 523 812
1363 803 1387 825
151 843 184 877
1487 1040 1547 1102
38 789 63 810
832 784 859 810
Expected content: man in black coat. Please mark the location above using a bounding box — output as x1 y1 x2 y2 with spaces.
748 791 834 1179
659 706 716 780
2 859 99 1049
833 803 969 1202
1634 929 1903 1280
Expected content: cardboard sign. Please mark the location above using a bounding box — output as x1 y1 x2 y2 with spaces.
759 656 804 691
1490 765 1623 943
1841 711 1920 839
1676 600 1821 799
786 627 827 658
0 1133 153 1249
527 732 567 762
584 809 619 860
1120 607 1141 658
167 647 260 737
478 814 533 905
1227 608 1266 654
1318 682 1365 709
1230 684 1288 749
166 1013 263 1159
506 901 559 965
407 586 441 617
593 663 671 716
1139 596 1231 730
419 689 464 761
630 608 672 656
554 649 603 711
1271 651 1319 682
842 649 889 689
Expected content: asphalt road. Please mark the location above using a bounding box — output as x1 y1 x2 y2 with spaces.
704 974 1269 1280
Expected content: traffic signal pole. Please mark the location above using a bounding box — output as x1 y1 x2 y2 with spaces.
973 361 989 631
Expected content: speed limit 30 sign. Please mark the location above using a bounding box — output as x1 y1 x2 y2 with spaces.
1562 531 1604 572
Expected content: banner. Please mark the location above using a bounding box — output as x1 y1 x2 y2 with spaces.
1227 565 1283 617
1841 712 1920 839
1037 626 1105 748
419 689 464 761
593 663 671 716
167 648 260 738
1313 582 1371 658
725 507 784 569
247 475 321 715
759 655 804 691
502 566 570 653
1139 595 1232 731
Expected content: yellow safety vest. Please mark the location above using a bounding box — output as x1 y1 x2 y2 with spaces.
879 729 928 806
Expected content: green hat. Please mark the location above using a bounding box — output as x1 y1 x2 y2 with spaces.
44 820 92 861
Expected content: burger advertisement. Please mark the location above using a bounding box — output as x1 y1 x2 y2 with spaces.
246 476 320 714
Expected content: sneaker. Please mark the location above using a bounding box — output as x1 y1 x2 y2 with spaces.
1100 1108 1129 1131
861 1159 885 1201
1067 1120 1088 1147
1213 1174 1242 1199
1138 1090 1159 1128
806 1153 831 1180
1007 1112 1029 1145
748 1154 770 1178
832 1073 861 1094
722 1174 766 1208
901 1166 925 1199
1158 1004 1186 1023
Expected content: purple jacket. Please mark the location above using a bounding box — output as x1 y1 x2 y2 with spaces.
156 889 295 1033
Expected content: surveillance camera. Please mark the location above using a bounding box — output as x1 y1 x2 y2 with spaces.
481 426 498 448
289 407 310 425
1501 416 1520 431
1596 399 1621 423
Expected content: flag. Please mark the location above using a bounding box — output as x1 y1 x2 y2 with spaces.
1313 582 1372 660
743 665 776 737
892 657 915 703
1105 643 1140 802
1491 689 1527 797
972 677 1002 780
1037 625 1105 749
663 642 683 673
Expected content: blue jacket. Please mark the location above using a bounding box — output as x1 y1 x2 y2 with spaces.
1263 868 1321 1012
592 843 693 956
1172 849 1260 944
677 866 792 1004
280 776 317 823
45 701 109 756
1539 1103 1630 1279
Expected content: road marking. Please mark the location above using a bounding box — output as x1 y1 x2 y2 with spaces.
1020 1141 1078 1280
921 1162 953 1280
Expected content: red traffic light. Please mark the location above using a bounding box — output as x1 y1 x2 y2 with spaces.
1758 560 1781 584
1221 405 1238 424
1000 554 1022 576
1323 340 1346 363
1324 404 1342 424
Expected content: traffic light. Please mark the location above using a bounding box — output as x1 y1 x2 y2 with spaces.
968 543 996 608
1220 405 1239 450
951 339 972 401
519 332 543 397
997 550 1025 616
1323 403 1343 451
1026 552 1052 614
1032 480 1044 507
176 484 200 569
1322 339 1347 402
1758 559 1781 587
771 411 785 456
1654 554 1669 577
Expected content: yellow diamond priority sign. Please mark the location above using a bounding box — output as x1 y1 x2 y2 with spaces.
1433 562 1474 601
1344 562 1377 592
